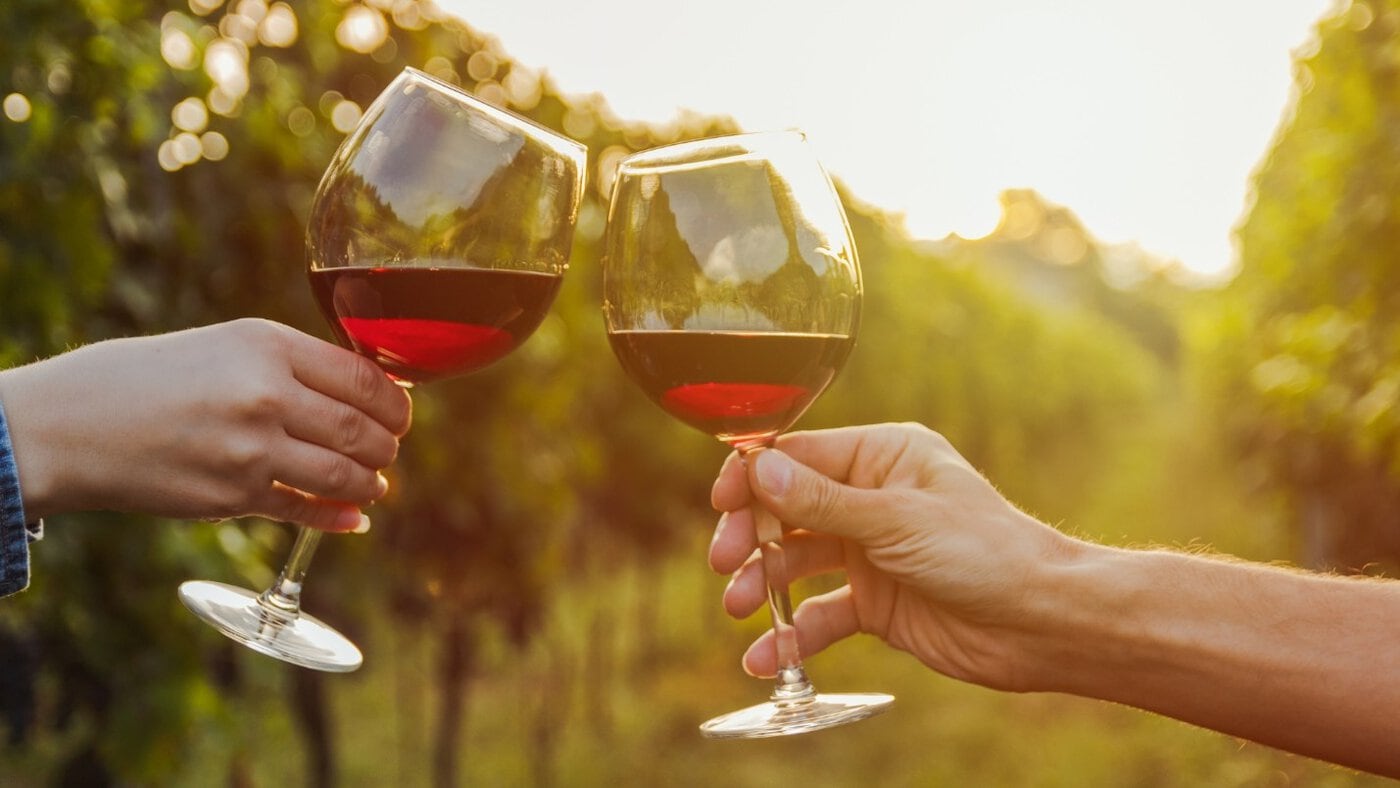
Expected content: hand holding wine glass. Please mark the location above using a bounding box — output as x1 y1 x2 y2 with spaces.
602 130 892 737
179 67 586 672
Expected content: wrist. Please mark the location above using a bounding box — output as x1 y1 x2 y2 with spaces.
0 360 70 521
1013 537 1159 694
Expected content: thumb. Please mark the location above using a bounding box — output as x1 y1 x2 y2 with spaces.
747 448 878 540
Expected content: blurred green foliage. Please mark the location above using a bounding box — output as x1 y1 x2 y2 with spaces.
0 0 1395 785
1214 0 1400 573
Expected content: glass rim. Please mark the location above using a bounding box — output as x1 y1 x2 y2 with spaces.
616 129 812 175
394 66 587 160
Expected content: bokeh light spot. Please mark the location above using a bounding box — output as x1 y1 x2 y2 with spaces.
424 55 457 84
502 65 541 110
466 50 498 82
336 5 389 54
201 130 230 161
205 38 250 101
259 3 298 47
392 0 427 30
173 132 203 165
208 86 239 116
172 97 209 133
236 0 268 23
161 28 197 69
475 81 505 107
562 107 596 141
331 99 362 133
3 93 32 123
319 90 344 117
158 140 182 172
287 105 316 137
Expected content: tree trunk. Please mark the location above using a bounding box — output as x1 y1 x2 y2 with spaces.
584 604 614 739
530 637 574 788
289 668 336 788
433 618 477 788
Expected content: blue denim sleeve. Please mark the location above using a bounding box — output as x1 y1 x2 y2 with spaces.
0 398 35 597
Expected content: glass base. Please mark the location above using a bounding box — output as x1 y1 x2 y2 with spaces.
178 580 362 672
699 692 894 739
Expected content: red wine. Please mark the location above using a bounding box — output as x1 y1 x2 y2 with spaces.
309 266 562 383
607 330 853 446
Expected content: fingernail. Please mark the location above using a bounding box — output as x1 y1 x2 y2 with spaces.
375 473 390 497
351 514 372 534
754 450 792 496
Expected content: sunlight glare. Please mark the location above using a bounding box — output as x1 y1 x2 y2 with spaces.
204 38 249 100
336 4 389 54
258 3 299 47
436 0 1333 279
161 27 197 69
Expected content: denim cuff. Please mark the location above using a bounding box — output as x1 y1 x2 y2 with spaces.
0 398 32 597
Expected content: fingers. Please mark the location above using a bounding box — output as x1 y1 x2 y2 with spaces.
710 450 751 512
711 424 943 515
721 531 846 618
270 438 388 505
771 426 877 483
282 388 401 470
709 509 757 574
740 586 860 678
745 449 884 542
282 325 413 436
709 425 874 512
255 482 371 533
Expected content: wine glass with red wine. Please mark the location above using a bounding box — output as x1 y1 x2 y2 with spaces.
178 67 586 672
602 130 893 737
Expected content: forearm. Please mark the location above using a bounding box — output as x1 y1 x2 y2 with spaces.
1028 543 1400 776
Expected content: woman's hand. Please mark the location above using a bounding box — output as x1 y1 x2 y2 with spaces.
0 319 411 532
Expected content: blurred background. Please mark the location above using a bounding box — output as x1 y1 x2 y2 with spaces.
2 0 1399 785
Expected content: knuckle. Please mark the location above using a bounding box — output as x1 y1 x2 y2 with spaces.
897 421 943 445
222 437 268 478
806 475 845 528
350 356 382 405
322 455 356 492
337 406 366 450
228 317 280 345
277 490 318 526
213 478 262 518
234 379 284 423
361 428 400 473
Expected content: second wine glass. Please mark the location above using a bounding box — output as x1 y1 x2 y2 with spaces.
602 130 893 737
178 67 586 672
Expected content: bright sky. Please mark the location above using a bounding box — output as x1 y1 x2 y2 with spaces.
436 0 1335 279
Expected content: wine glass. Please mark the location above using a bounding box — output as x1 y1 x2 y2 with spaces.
178 67 586 672
602 130 893 736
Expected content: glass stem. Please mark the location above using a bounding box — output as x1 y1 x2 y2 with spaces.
741 443 816 707
257 525 323 620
